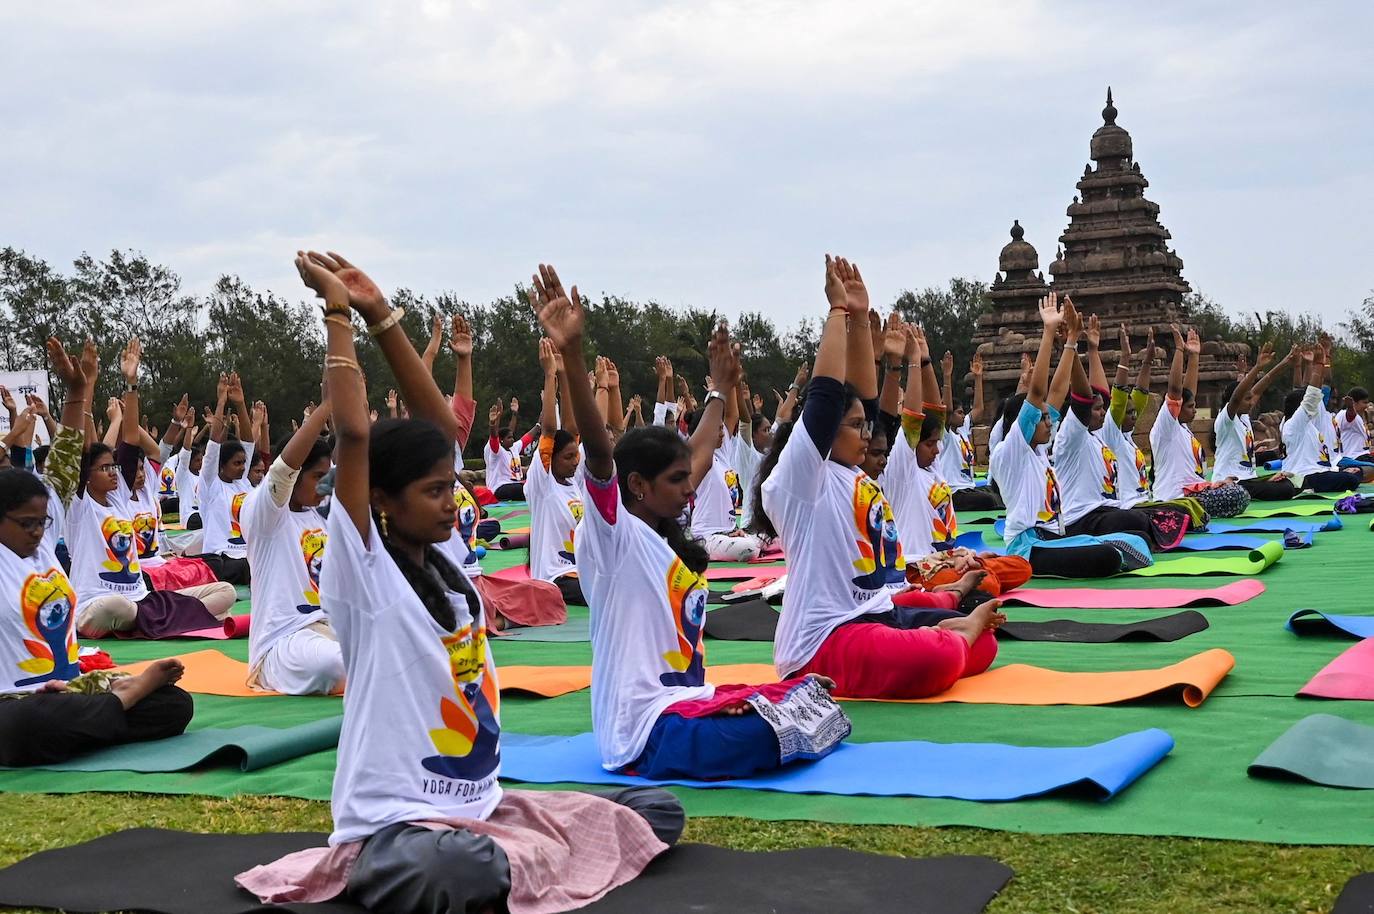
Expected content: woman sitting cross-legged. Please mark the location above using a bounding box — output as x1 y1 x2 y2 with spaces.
754 256 1004 701
236 251 682 914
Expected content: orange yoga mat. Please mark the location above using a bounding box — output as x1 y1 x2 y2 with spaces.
888 648 1235 708
499 663 781 698
116 650 283 698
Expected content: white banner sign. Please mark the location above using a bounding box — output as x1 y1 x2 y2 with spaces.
0 370 52 445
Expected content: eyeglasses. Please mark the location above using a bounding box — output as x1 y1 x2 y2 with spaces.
4 515 53 534
839 419 874 438
92 464 119 475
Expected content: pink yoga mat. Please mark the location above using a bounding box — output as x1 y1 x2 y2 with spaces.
1298 638 1374 700
704 566 786 581
750 546 785 563
177 614 251 640
999 579 1265 610
489 565 531 582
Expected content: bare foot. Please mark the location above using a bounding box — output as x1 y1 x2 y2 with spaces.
933 569 988 602
937 599 1006 648
804 673 837 692
109 659 185 711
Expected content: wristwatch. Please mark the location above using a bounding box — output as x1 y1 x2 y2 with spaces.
704 390 726 408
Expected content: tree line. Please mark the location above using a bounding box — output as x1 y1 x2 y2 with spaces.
2 246 1371 452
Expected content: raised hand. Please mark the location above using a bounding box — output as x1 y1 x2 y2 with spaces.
882 312 906 362
1170 324 1184 351
707 321 742 393
216 372 229 403
1236 352 1249 377
1142 326 1156 360
834 256 869 314
1086 314 1101 348
971 352 984 377
823 255 847 312
914 324 931 361
226 371 245 404
172 394 190 425
252 400 267 428
106 397 122 422
386 389 399 412
596 356 611 389
941 350 954 377
1185 328 1201 355
295 250 351 310
704 375 715 393
1118 324 1132 361
78 338 99 385
752 392 764 412
448 315 474 357
1301 345 1316 364
654 356 669 381
308 252 388 321
422 314 444 365
118 337 141 385
1255 341 1276 369
0 386 13 413
1037 292 1062 329
528 263 584 350
488 400 503 424
538 338 557 375
1061 297 1082 338
46 337 85 390
25 393 49 418
794 363 810 387
605 358 620 387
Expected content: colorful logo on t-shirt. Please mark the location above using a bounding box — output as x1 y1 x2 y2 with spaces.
558 498 584 565
296 528 326 614
1100 444 1119 499
659 558 708 687
1333 417 1343 455
132 510 159 560
724 468 743 519
1241 424 1255 469
15 570 80 688
1133 448 1149 495
850 475 906 591
453 488 480 567
97 515 141 584
958 434 976 481
1366 421 1374 455
423 621 501 781
1190 437 1205 477
509 453 525 483
1037 468 1062 525
228 492 248 545
1317 432 1332 468
158 464 176 498
928 480 957 544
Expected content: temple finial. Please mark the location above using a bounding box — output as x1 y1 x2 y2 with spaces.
1103 87 1117 125
1010 219 1024 241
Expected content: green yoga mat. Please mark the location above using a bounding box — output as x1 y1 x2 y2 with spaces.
1127 540 1283 577
1248 714 1374 789
1237 502 1336 518
1 717 342 773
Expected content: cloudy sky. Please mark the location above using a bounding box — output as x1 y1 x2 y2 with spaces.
4 1 1371 331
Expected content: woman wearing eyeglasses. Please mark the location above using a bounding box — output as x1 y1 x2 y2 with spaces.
62 339 236 639
0 338 193 766
752 256 1005 700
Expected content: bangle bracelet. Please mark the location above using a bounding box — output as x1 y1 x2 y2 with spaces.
324 313 352 331
920 358 933 367
826 312 847 322
325 355 362 372
366 306 405 338
322 302 350 316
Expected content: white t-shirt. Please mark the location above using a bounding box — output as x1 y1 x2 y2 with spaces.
1212 410 1257 482
732 435 764 527
40 478 66 557
1052 408 1119 525
936 416 976 491
985 417 1007 488
200 440 254 559
1148 407 1206 501
525 441 581 583
1099 414 1149 507
67 480 147 606
884 432 957 558
1337 410 1373 458
1 541 81 693
157 455 178 501
241 461 329 675
174 450 200 519
989 407 1062 543
130 458 167 567
483 439 524 491
762 413 907 678
690 446 742 537
448 485 485 578
1281 388 1334 478
322 503 502 845
576 464 716 769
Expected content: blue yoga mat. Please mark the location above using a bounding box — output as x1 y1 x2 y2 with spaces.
951 530 1003 553
1209 517 1339 534
500 729 1175 802
1174 533 1274 552
1286 609 1374 639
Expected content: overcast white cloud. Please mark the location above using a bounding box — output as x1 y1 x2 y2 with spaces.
3 1 1371 329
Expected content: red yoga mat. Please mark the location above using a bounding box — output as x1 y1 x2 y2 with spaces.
1298 638 1374 700
999 579 1265 610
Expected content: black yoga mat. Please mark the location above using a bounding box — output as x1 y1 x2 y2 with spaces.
1333 873 1374 914
996 611 1210 643
0 828 1014 914
704 598 779 640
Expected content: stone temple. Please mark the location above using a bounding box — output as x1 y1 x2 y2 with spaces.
972 89 1245 419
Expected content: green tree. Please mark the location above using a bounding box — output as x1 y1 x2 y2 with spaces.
891 278 992 402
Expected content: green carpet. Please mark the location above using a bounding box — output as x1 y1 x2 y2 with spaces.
4 499 1372 845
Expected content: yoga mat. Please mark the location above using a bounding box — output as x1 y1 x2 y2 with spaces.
1000 579 1264 608
1248 714 1374 789
500 728 1174 801
894 649 1234 708
0 829 1014 914
499 663 781 698
953 530 994 551
495 531 530 549
1286 609 1374 639
1209 517 1339 534
1238 502 1336 518
116 650 283 697
1174 533 1277 551
495 616 592 642
1124 541 1283 577
704 599 779 641
488 563 531 581
1333 873 1374 914
706 565 786 581
1297 638 1374 700
996 611 1208 643
176 613 251 640
0 718 342 773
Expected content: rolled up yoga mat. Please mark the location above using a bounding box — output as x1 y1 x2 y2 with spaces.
1286 609 1374 639
996 611 1208 644
496 531 530 549
0 717 343 773
1249 714 1374 789
499 728 1174 801
1298 638 1374 700
1123 540 1283 577
999 579 1264 609
0 829 1015 914
175 614 251 640
1333 873 1374 914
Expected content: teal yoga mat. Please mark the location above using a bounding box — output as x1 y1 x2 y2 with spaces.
496 617 592 642
1 717 342 773
1248 714 1374 789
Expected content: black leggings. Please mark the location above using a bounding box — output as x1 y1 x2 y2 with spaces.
1238 476 1298 501
1302 470 1362 493
952 487 1003 511
0 686 193 767
1028 543 1122 578
493 482 526 501
1065 505 1153 540
200 553 250 586
556 574 586 606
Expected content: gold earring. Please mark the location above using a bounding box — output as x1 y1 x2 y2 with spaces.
378 511 389 538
